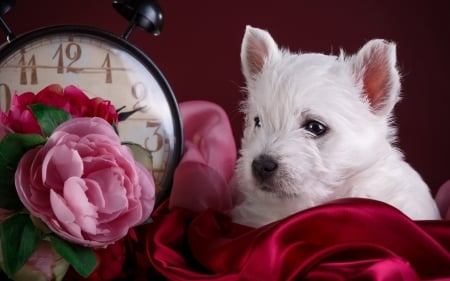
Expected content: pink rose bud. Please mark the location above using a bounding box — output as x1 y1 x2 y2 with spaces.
0 241 70 281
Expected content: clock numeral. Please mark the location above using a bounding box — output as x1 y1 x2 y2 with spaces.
130 82 164 153
18 50 38 85
145 121 164 153
66 43 82 73
53 44 64 73
131 82 149 111
101 53 112 84
0 83 11 110
52 43 83 74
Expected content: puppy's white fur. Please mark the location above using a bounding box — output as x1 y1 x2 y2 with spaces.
230 26 440 227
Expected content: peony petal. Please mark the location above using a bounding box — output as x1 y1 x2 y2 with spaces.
29 188 50 210
82 154 116 174
42 145 83 189
135 162 155 223
49 189 82 239
15 148 46 214
16 149 54 217
29 149 49 191
54 117 120 142
89 224 126 244
46 131 79 147
87 168 128 214
118 198 141 226
84 178 106 209
63 177 98 235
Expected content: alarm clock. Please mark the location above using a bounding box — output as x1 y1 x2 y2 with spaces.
0 0 183 204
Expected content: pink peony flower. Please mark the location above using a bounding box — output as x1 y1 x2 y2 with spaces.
14 117 155 247
2 84 118 135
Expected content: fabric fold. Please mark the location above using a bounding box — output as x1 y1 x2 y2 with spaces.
147 199 450 281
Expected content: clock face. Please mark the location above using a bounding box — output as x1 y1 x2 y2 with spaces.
0 25 182 203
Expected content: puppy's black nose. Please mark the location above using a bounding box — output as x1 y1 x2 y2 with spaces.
252 155 278 181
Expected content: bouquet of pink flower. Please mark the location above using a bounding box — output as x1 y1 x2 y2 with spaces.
0 85 155 281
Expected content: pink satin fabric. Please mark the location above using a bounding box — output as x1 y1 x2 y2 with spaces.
145 101 450 281
436 180 450 219
169 100 236 213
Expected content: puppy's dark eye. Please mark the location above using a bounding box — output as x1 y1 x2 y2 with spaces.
254 116 261 128
303 120 327 136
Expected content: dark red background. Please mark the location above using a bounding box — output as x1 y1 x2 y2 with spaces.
2 0 449 194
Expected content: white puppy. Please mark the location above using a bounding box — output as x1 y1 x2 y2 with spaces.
230 26 441 227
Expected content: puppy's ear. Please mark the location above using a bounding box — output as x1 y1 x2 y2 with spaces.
351 39 401 116
241 25 280 82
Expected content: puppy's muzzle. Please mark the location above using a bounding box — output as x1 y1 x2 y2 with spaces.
252 155 278 181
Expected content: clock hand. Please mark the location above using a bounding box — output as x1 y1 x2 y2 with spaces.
117 106 145 121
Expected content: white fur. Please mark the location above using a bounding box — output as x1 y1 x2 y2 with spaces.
230 26 441 227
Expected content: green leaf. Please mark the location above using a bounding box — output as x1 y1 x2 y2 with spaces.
0 214 41 278
0 133 45 209
29 104 71 137
49 235 98 277
123 142 154 172
0 185 22 209
0 133 45 167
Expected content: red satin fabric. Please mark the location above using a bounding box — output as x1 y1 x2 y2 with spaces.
144 101 450 280
146 199 450 281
